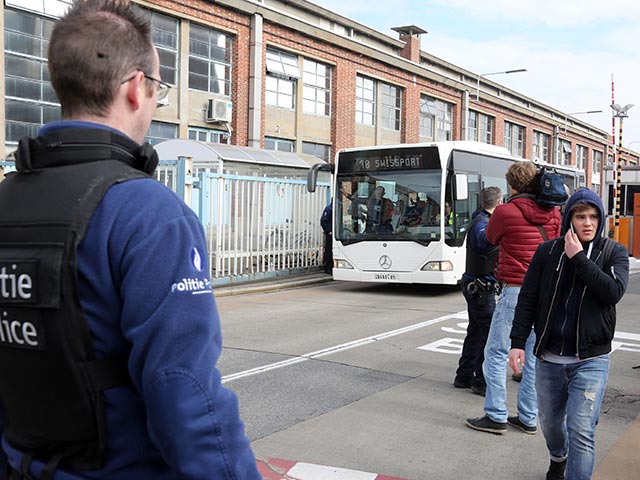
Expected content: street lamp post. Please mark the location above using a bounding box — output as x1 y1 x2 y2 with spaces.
475 68 527 101
563 110 603 132
611 103 634 242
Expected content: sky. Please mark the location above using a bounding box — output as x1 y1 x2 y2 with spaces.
310 0 640 150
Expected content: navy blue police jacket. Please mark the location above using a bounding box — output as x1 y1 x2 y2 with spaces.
0 121 260 479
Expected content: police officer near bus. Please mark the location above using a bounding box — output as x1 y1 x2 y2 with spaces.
454 186 503 396
321 200 333 274
0 1 260 479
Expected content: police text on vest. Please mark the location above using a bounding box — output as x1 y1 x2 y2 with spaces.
0 264 33 300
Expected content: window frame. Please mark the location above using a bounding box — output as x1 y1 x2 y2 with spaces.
144 120 178 146
420 94 452 141
302 58 332 116
504 121 524 157
264 137 295 152
188 23 233 96
302 141 331 162
468 110 493 144
532 130 550 163
355 75 376 126
4 8 60 144
188 126 229 144
576 144 588 170
380 83 401 131
592 150 603 174
148 10 179 86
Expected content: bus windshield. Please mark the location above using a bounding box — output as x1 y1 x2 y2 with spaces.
335 169 443 245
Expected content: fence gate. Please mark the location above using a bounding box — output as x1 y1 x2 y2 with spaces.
197 172 330 284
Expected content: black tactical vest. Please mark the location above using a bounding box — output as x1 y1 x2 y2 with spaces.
465 213 499 277
0 128 157 474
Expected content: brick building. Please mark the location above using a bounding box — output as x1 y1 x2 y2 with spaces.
2 0 639 194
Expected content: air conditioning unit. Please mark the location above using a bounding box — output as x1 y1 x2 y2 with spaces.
206 98 232 123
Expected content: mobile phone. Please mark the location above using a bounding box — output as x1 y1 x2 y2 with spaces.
570 223 576 234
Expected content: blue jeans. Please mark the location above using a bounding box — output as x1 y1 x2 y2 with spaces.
483 286 537 425
536 356 610 480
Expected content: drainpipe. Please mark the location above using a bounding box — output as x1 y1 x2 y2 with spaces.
248 13 263 148
462 91 469 141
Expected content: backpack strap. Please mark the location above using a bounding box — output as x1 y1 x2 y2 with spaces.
536 225 549 242
598 237 616 268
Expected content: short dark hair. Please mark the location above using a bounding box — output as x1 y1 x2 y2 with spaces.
48 0 154 118
480 186 502 209
505 162 537 194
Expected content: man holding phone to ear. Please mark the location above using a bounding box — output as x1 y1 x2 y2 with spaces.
509 187 628 480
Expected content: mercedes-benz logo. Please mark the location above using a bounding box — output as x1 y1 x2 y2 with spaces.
379 255 392 269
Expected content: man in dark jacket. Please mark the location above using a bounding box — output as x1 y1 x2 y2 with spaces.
466 162 561 435
509 188 628 480
321 200 333 274
454 186 502 396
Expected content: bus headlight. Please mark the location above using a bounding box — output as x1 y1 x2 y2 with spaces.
421 261 453 271
334 259 354 269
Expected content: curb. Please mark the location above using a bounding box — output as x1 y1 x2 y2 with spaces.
214 273 333 298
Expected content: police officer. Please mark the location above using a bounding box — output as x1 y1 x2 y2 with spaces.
454 187 503 396
321 200 333 274
0 1 259 479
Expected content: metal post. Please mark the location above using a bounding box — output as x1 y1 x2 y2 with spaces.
613 117 624 242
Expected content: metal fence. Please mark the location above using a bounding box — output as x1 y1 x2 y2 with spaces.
155 158 330 285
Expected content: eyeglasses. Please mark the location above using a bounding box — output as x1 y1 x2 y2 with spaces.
121 70 171 102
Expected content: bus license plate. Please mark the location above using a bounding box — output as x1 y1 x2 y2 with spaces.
374 273 397 281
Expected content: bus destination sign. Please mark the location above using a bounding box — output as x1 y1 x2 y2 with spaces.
338 147 440 173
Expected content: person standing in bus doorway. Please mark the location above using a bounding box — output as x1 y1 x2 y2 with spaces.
366 186 394 233
444 200 454 225
454 186 503 396
509 188 628 480
466 162 561 435
321 199 333 274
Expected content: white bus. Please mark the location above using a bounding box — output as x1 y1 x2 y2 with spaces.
308 141 584 285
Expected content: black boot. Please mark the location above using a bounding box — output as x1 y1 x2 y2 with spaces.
546 459 566 480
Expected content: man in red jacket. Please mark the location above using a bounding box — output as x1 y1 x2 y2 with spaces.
466 161 561 435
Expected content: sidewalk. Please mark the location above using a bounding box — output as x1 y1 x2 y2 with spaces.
593 413 640 480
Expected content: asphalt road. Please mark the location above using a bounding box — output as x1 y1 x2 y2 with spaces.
215 277 640 480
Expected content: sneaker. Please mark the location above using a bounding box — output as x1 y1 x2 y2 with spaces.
546 459 566 480
471 384 486 396
507 415 537 434
465 415 507 434
454 377 472 389
512 371 522 382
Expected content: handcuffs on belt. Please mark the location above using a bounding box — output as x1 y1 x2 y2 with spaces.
466 278 502 296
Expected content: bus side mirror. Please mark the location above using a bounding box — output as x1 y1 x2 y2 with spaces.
307 162 334 192
455 174 468 201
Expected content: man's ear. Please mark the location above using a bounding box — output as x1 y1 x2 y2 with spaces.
124 71 144 111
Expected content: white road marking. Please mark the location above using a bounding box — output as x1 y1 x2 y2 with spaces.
287 462 377 479
221 310 467 383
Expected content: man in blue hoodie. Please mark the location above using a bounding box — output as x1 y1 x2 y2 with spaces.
509 188 628 480
0 1 259 478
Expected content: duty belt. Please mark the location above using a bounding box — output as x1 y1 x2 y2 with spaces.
465 278 500 295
